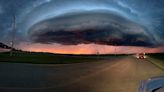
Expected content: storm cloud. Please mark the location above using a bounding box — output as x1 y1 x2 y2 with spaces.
29 11 158 47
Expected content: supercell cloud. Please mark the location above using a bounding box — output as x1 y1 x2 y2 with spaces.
29 11 157 47
0 0 164 54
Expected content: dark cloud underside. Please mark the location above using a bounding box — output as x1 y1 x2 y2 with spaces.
29 11 158 47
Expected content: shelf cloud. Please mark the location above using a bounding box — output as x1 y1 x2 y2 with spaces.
29 11 158 47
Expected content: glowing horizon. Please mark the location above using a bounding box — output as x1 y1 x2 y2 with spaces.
16 43 164 54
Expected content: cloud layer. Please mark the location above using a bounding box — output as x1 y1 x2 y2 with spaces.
29 11 158 47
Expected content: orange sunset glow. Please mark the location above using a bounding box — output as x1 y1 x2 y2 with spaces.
16 42 164 54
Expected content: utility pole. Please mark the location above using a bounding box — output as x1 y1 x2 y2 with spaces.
96 49 99 55
10 15 16 56
95 46 99 55
115 43 117 56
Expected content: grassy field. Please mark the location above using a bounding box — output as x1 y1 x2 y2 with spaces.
0 51 126 64
146 53 164 70
147 53 164 60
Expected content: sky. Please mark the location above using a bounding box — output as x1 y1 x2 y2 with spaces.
0 0 164 54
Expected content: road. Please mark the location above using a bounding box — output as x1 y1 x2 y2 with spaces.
0 56 163 92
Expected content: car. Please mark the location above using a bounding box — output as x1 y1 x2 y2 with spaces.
138 76 164 92
136 53 146 59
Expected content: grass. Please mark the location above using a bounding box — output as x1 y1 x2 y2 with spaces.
146 53 164 70
147 53 164 60
0 51 126 64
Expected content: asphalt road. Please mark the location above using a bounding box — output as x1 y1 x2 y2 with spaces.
0 56 163 92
